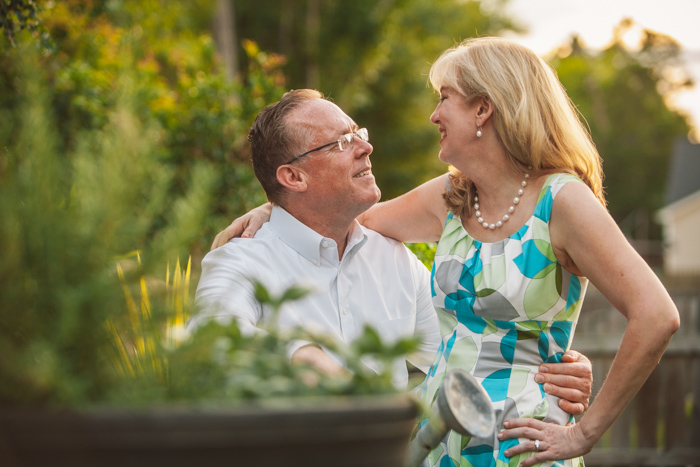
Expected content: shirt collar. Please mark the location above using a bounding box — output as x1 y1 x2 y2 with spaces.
269 205 368 265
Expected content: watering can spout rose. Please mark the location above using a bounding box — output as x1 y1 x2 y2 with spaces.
405 369 496 467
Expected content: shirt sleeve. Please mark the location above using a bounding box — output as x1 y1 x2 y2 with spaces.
188 244 263 335
286 340 315 360
406 253 441 373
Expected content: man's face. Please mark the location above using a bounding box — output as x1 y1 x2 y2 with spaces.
290 100 381 217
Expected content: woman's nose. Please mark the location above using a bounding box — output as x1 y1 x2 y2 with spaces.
430 106 440 124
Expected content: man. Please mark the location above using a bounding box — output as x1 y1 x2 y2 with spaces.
191 90 592 410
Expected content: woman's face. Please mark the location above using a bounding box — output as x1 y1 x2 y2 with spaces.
430 86 479 166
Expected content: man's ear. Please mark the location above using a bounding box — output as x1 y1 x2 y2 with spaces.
276 165 309 193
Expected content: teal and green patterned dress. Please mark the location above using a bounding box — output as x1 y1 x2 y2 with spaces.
418 173 588 467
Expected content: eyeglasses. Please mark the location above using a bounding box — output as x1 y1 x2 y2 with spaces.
284 128 369 165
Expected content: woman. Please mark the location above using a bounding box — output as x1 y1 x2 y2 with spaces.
361 37 679 467
218 37 679 467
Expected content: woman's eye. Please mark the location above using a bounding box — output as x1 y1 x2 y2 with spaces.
439 96 447 102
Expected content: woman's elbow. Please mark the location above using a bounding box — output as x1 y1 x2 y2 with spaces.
630 298 680 341
667 307 681 336
658 299 681 339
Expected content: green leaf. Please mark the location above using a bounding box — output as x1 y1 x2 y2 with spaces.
279 283 315 303
352 325 384 354
252 280 272 304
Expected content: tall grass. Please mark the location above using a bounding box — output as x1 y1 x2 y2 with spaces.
108 254 192 383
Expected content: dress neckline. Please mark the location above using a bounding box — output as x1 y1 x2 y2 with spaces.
453 173 559 245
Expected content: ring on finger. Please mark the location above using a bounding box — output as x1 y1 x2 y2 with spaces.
535 439 541 451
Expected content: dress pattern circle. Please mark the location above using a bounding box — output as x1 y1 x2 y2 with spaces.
418 173 588 467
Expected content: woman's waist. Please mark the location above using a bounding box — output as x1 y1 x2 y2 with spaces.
470 349 547 374
441 329 567 369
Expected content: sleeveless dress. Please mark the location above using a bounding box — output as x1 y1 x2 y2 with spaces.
417 173 588 467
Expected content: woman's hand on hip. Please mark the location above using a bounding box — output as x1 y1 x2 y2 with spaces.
498 418 594 467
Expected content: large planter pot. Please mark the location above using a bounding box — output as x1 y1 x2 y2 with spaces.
0 395 418 467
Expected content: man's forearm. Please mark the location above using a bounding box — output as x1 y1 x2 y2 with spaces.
537 349 593 415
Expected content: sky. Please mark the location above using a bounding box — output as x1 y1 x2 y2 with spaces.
501 0 700 140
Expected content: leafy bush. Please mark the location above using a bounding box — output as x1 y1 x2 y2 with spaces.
0 2 426 409
104 263 419 406
0 1 281 257
0 53 184 405
0 50 417 407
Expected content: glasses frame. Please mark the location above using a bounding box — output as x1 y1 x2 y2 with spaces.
284 128 368 165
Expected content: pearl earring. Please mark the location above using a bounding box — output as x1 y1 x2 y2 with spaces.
476 126 482 138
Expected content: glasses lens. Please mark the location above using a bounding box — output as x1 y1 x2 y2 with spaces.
356 128 368 142
338 134 353 151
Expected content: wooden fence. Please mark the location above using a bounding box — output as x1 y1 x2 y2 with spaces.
573 286 700 466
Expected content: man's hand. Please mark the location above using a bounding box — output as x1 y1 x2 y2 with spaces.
537 350 592 415
291 344 349 382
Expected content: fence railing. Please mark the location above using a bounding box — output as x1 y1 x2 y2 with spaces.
573 286 700 466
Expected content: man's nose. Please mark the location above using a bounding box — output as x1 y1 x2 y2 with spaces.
355 139 372 158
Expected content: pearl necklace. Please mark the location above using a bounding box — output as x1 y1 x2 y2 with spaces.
474 173 530 229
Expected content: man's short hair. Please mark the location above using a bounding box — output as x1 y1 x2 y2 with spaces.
248 89 324 204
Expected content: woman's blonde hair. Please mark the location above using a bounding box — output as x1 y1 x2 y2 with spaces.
429 37 605 219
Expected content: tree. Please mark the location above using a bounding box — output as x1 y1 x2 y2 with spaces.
550 20 692 234
0 0 285 259
0 0 51 48
212 0 238 81
3 0 525 204
232 0 523 199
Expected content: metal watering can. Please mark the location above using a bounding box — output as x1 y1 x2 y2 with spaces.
405 368 496 467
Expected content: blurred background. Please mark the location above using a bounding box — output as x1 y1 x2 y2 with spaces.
1 0 698 464
2 0 699 264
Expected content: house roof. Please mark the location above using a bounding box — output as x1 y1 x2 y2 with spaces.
658 188 700 221
665 138 700 206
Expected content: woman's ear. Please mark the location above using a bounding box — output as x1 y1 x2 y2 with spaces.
476 96 494 126
277 165 308 193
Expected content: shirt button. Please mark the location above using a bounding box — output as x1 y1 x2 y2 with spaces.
342 308 347 315
312 259 319 265
321 240 329 247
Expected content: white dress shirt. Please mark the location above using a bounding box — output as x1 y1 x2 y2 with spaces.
191 205 441 388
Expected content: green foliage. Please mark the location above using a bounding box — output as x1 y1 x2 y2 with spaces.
105 278 415 405
0 50 210 405
5 3 692 238
0 0 53 50
252 279 315 313
234 0 522 199
108 255 193 381
0 49 415 407
406 243 437 269
0 0 283 258
550 25 692 226
122 321 414 404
